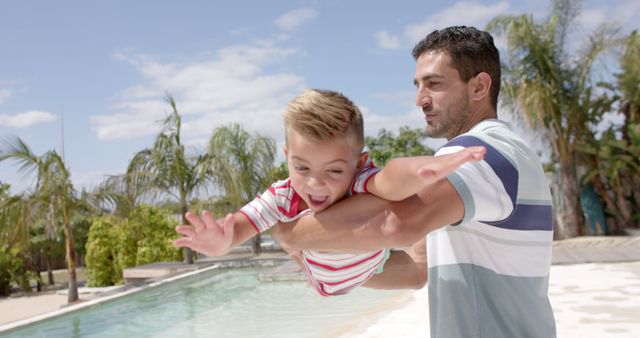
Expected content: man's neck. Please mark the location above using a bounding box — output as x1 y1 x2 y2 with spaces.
448 106 497 140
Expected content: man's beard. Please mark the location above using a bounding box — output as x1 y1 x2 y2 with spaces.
425 94 471 139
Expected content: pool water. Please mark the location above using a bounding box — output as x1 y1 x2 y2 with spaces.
2 266 410 338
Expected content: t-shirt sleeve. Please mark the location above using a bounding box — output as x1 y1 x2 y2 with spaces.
438 136 516 225
238 181 288 233
349 160 380 195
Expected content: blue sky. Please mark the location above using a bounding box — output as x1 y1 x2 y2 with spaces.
1 0 638 193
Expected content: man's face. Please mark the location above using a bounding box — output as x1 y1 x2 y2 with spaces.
414 51 472 140
285 130 366 212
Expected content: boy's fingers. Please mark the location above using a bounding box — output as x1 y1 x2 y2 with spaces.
463 146 486 159
186 211 206 232
173 237 192 248
175 225 196 238
201 210 218 229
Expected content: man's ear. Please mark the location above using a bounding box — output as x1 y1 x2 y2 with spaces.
356 152 369 170
470 72 492 102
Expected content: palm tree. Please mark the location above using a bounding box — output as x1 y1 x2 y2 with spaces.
92 157 156 218
0 138 80 302
487 0 617 238
205 123 276 254
127 94 207 264
616 31 640 217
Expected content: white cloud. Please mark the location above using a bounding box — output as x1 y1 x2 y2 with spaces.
404 2 510 42
579 0 640 33
0 89 11 104
374 31 401 50
375 1 511 49
92 42 305 143
0 110 56 128
275 8 318 31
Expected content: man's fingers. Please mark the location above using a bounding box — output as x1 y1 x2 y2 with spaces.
186 211 206 232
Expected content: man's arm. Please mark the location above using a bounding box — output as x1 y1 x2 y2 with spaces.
363 238 427 289
273 177 463 253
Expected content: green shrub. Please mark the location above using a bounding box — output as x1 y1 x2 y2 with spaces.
85 206 182 286
85 216 120 286
0 245 31 295
129 205 182 265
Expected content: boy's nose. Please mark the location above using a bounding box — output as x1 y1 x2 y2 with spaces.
307 176 325 188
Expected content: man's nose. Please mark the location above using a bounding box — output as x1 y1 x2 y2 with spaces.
416 88 431 108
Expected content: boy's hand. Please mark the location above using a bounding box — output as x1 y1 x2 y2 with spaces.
417 146 486 184
174 211 235 257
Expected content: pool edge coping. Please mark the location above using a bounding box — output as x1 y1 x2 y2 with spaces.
0 263 225 335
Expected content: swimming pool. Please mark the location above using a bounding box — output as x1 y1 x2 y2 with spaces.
1 265 410 338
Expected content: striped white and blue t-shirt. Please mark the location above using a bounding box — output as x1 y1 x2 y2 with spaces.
239 161 390 296
428 119 556 338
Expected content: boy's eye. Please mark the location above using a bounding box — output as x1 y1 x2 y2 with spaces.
328 169 343 174
294 165 308 172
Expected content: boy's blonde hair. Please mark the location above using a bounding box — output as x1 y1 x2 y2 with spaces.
284 88 364 150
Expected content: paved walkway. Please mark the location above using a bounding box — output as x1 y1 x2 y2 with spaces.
552 236 640 264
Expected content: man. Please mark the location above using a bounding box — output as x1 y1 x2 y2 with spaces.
274 26 556 338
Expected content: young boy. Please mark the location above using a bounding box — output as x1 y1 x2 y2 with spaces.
174 88 485 296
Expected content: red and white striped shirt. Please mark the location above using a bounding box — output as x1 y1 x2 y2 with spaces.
239 161 390 296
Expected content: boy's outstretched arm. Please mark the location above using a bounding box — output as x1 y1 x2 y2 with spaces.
366 146 485 201
272 151 471 253
174 211 257 256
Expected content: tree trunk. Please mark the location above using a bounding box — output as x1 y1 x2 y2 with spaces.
252 234 262 255
62 220 79 303
557 163 583 239
590 176 620 234
613 183 633 230
180 200 194 264
46 252 55 285
632 174 640 224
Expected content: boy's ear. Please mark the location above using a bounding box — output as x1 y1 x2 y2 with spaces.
283 146 288 158
356 152 369 170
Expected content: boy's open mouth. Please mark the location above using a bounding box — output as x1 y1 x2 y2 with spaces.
307 194 328 208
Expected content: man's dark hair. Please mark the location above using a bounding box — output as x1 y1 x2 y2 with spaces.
412 26 501 110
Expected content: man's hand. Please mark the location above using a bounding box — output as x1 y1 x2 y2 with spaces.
174 211 235 256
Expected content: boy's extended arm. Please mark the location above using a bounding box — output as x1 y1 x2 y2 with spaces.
366 146 485 201
174 211 257 257
272 148 477 253
272 177 463 253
